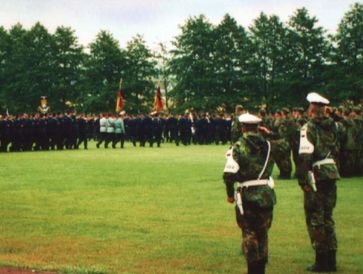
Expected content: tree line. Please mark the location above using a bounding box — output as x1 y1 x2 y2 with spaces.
0 3 362 114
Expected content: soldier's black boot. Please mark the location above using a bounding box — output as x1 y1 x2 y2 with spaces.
247 261 265 274
306 251 326 272
326 250 337 272
247 262 256 274
256 261 266 274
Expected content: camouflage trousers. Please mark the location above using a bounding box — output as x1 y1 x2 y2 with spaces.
235 206 273 263
271 139 292 178
356 150 363 176
339 149 358 177
304 180 337 252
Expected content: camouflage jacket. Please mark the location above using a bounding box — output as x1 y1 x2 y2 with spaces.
223 132 276 209
297 116 340 187
231 116 241 143
278 117 298 143
353 116 363 149
340 117 358 150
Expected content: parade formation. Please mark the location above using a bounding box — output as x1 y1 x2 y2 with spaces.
1 101 362 179
0 1 362 273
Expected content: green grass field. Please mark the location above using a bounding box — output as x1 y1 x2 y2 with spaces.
0 143 362 274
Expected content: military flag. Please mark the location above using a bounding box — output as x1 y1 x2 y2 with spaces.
153 87 164 113
38 96 50 114
116 78 124 112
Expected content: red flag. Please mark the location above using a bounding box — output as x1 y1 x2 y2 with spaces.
116 89 124 112
153 87 163 113
116 79 124 112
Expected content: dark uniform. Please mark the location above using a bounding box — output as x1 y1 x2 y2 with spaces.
152 115 163 147
77 116 88 149
166 115 179 146
179 115 192 145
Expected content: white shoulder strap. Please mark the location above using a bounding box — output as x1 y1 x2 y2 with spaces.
299 123 314 154
258 141 271 180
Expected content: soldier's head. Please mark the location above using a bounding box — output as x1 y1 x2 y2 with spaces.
235 105 244 116
306 92 329 118
274 110 282 119
325 107 334 118
259 109 266 118
281 108 290 118
239 113 261 133
351 107 361 117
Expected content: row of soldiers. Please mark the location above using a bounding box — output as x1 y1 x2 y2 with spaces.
231 104 363 179
1 105 362 178
0 112 232 152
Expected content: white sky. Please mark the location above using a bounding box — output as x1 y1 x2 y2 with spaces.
0 0 359 50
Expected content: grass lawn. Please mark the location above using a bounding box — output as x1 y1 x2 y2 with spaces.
0 143 362 274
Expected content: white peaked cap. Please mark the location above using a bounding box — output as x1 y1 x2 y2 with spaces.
238 112 262 124
120 111 126 115
306 92 330 105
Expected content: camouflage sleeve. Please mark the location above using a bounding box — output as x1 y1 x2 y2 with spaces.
230 118 241 143
296 123 315 187
223 142 246 198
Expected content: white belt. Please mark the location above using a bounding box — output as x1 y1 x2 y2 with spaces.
313 158 335 168
237 179 269 189
235 179 272 215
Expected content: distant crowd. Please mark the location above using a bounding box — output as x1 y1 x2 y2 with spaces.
0 105 362 178
0 112 232 152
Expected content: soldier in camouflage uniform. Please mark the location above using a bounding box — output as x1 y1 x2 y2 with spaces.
231 105 244 143
351 107 363 175
291 107 308 173
339 108 358 177
223 113 276 274
273 108 293 179
297 92 340 272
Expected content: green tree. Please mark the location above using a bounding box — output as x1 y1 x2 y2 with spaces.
331 3 363 101
248 13 290 109
214 14 250 111
287 8 330 104
52 26 84 111
124 35 157 113
0 26 11 112
84 30 126 113
4 23 54 113
169 15 215 111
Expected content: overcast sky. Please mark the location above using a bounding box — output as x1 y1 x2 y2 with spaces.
0 0 359 49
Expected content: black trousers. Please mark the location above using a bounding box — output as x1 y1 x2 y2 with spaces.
77 134 88 149
113 133 125 148
96 132 107 148
104 133 115 148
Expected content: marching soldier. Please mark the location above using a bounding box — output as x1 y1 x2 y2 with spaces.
151 112 163 147
96 113 108 148
105 113 115 149
76 114 88 149
297 92 340 272
0 115 5 152
113 112 126 149
166 114 179 146
223 113 276 274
